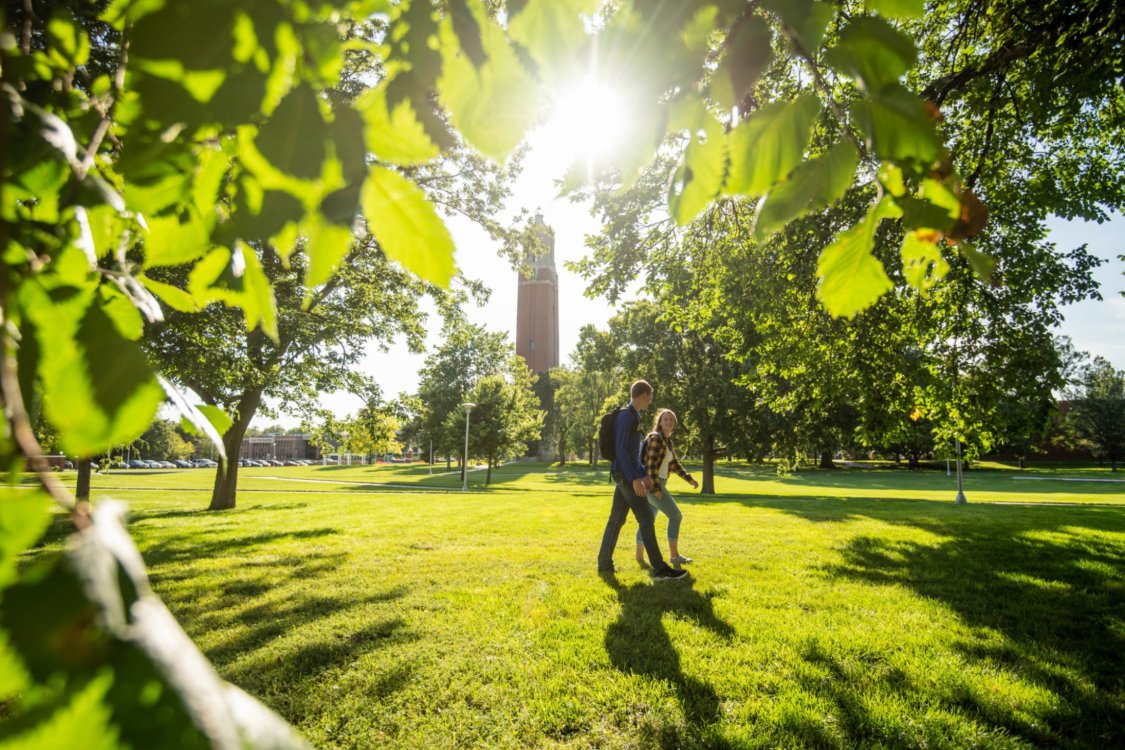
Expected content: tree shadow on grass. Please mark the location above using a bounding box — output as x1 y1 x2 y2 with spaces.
775 498 1125 748
128 502 311 522
601 575 735 746
140 527 341 566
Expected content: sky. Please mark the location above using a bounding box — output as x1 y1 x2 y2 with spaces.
260 130 1125 428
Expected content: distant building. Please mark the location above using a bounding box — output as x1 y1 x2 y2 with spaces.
240 434 321 461
516 213 559 374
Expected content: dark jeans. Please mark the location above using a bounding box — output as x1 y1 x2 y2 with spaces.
598 471 668 573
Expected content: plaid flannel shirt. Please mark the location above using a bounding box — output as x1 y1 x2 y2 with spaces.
642 431 693 493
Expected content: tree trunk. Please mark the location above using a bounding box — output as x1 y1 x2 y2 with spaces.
701 431 716 495
1018 456 1025 469
76 458 91 502
819 450 835 469
208 388 261 510
908 453 920 470
446 454 451 469
590 438 598 470
486 454 493 485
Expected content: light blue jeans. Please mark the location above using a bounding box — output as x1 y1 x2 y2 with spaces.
636 484 683 543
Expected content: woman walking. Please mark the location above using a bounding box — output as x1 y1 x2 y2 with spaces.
636 408 698 567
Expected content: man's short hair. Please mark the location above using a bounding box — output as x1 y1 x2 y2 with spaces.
630 380 653 398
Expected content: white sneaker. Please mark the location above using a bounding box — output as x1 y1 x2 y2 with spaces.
669 554 693 565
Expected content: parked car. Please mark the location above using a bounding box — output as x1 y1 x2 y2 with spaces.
172 460 191 468
128 460 147 469
193 459 217 468
111 461 127 469
283 460 300 466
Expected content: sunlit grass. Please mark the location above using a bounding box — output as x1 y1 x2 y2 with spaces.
29 463 1125 748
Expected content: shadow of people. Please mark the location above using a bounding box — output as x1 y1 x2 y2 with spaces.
601 574 734 727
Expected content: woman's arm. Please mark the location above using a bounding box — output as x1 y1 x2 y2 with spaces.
668 442 698 488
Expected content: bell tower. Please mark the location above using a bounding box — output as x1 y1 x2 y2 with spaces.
515 213 559 374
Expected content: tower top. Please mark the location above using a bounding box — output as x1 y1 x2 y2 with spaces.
522 213 556 276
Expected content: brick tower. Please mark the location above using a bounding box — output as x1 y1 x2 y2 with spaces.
515 214 559 374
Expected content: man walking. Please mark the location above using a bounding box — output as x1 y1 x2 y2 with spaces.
597 380 689 581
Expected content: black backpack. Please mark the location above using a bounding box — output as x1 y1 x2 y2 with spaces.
598 405 633 461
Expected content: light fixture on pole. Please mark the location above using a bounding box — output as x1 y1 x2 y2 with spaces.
461 402 476 492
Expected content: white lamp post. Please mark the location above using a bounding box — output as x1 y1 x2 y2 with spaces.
461 402 475 491
954 437 967 504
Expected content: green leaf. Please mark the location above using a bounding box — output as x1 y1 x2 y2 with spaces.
0 491 51 588
816 194 902 317
0 671 124 750
0 629 32 701
21 282 164 456
191 144 230 222
98 285 145 341
669 114 728 226
449 0 487 68
46 11 91 67
438 16 538 161
301 214 356 289
726 94 822 196
960 244 997 282
356 84 439 165
509 0 593 82
761 0 835 53
255 82 328 180
362 166 455 287
899 177 961 231
128 1 235 71
900 231 950 292
197 405 234 436
711 15 773 111
385 0 454 151
755 141 859 237
824 16 916 93
138 276 198 313
851 84 943 165
865 0 924 20
189 245 279 339
142 206 212 268
877 162 907 196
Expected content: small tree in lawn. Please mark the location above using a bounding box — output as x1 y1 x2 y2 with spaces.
1068 357 1125 471
450 361 543 485
350 401 403 461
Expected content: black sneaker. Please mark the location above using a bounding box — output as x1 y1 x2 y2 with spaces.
652 567 689 581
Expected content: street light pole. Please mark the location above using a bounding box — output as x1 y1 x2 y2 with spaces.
954 437 967 504
461 402 475 492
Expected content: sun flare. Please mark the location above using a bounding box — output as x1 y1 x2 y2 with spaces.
538 78 632 169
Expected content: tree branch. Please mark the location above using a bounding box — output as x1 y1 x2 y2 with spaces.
0 334 81 523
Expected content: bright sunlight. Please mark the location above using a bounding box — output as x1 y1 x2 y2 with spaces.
534 77 633 176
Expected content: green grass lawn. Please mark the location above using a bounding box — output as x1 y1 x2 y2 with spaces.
28 462 1125 748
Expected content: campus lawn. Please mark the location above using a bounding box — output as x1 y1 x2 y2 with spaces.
29 463 1125 748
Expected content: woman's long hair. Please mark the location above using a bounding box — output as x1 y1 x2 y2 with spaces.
651 408 677 435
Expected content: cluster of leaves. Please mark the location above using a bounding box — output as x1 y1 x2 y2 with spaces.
564 0 990 317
